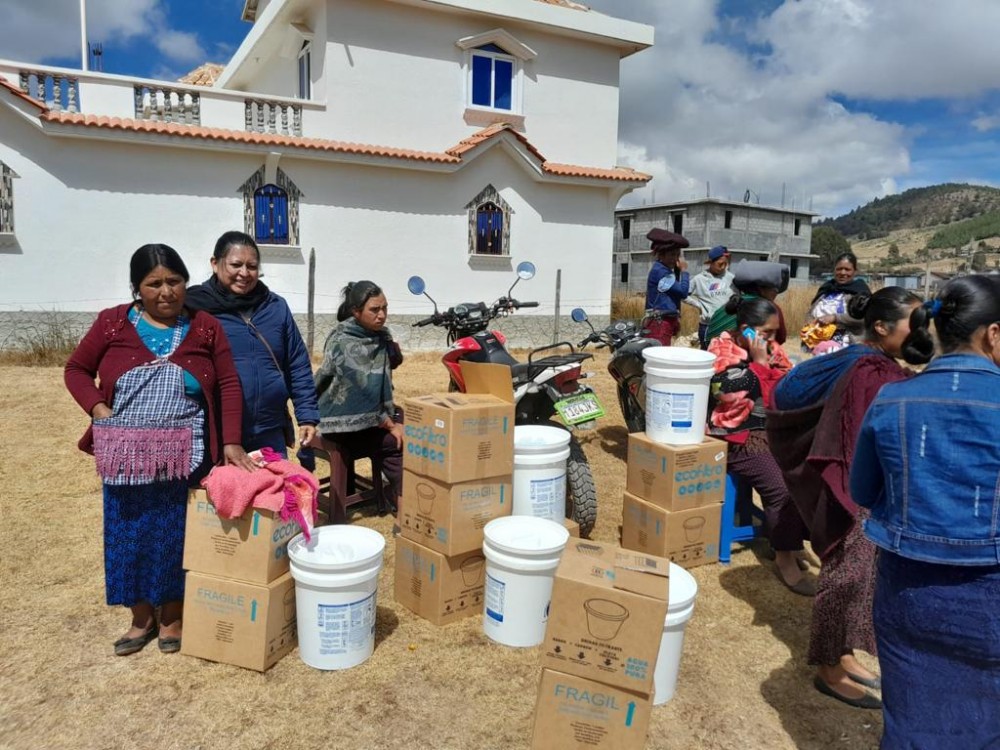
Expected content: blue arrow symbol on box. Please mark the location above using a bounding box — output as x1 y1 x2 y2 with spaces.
625 701 636 727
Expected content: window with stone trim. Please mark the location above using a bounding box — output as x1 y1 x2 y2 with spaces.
466 185 513 256
0 161 17 234
239 166 301 246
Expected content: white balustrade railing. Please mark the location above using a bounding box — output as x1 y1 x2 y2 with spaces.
2 61 319 137
134 84 200 125
245 99 303 136
18 69 79 113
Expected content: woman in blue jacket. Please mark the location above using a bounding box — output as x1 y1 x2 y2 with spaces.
644 228 690 345
850 275 1000 749
187 231 320 458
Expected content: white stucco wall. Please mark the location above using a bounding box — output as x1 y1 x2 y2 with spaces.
281 0 624 166
0 105 615 327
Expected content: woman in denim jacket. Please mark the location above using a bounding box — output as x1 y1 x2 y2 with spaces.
850 275 1000 750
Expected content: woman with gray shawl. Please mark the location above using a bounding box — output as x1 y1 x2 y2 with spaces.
314 281 403 512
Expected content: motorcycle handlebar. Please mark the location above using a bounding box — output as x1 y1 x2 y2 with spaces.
413 316 437 327
516 301 540 308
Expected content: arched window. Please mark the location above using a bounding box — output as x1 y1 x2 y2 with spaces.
254 184 289 245
466 185 513 257
476 202 504 255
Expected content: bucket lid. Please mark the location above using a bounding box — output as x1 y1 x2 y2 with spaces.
514 425 571 450
642 346 716 368
483 516 569 556
666 562 698 612
287 525 386 570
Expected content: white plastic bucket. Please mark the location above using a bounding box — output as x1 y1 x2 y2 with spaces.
513 425 571 522
653 562 699 705
482 516 570 648
643 347 717 445
287 525 386 670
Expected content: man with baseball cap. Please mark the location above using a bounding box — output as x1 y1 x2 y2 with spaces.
684 245 734 349
644 228 690 345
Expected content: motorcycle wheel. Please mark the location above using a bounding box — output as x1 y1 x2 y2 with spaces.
566 435 597 538
618 389 646 434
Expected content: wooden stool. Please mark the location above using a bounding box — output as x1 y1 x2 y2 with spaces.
310 436 392 524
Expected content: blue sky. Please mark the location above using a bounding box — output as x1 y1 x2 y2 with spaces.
3 0 1000 218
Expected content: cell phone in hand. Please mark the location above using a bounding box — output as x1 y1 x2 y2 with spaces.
744 328 757 343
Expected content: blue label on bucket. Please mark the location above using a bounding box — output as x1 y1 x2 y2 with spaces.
485 573 505 623
316 591 377 656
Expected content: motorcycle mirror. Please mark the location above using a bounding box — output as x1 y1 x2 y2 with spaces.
407 276 426 296
571 308 588 323
516 261 536 281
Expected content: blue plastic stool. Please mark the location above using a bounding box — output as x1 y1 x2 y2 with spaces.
718 471 765 564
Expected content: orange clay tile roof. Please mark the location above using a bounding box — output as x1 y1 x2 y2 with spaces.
0 77 48 112
34 112 649 183
178 63 226 87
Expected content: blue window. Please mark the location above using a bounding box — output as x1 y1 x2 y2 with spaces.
254 184 289 245
470 45 515 111
476 202 504 255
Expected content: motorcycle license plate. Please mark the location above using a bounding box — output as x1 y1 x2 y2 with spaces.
554 392 605 425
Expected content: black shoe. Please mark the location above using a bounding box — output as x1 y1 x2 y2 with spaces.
113 622 157 656
846 671 881 690
158 636 181 654
813 676 882 709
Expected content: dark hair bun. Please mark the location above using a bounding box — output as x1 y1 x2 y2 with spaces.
847 293 871 320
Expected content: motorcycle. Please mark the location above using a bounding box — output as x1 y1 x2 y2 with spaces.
407 262 601 536
571 259 792 434
571 307 665 434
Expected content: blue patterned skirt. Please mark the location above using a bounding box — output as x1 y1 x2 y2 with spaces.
874 551 1000 749
103 481 187 607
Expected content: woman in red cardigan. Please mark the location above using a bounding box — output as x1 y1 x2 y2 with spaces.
65 244 255 656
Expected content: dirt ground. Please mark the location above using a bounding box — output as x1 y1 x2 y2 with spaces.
0 352 883 750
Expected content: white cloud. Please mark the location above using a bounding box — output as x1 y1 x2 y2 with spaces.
972 114 1000 132
154 29 206 65
591 0 1000 217
0 0 205 68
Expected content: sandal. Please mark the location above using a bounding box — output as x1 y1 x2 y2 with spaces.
113 620 157 656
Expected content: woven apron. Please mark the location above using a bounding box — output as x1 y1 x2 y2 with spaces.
92 320 205 485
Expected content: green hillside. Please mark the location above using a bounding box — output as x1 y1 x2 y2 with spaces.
818 183 1000 239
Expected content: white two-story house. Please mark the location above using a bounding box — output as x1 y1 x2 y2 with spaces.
0 0 652 348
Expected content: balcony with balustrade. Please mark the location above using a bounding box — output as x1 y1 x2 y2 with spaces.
0 60 320 139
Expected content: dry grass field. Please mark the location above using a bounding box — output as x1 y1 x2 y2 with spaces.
0 348 884 750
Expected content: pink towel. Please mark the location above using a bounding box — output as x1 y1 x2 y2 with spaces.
201 448 319 540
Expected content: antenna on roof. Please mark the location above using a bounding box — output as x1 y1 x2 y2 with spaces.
90 42 103 72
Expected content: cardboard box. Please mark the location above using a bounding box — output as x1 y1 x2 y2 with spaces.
621 492 721 569
541 540 669 695
531 669 653 750
402 392 514 483
626 433 728 511
399 470 512 555
181 571 297 672
183 490 302 584
564 517 580 538
393 536 486 626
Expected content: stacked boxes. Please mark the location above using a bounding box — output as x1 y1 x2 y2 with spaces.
180 489 299 671
622 433 727 569
395 371 515 626
531 540 670 750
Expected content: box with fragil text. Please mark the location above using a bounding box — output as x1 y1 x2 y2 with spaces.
399 470 512 556
626 433 728 511
541 540 669 695
531 669 653 750
181 571 297 672
183 489 301 584
621 491 721 569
